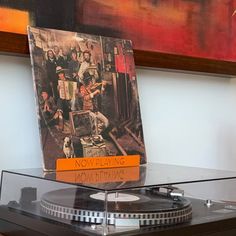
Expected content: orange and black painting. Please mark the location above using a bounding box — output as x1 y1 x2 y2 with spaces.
0 0 76 34
1 0 236 61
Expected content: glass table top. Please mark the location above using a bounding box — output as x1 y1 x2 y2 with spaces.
3 162 236 191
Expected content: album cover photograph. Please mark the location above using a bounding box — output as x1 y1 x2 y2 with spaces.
28 27 146 171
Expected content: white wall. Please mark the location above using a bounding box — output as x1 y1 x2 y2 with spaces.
1 54 236 172
0 55 42 170
137 68 236 171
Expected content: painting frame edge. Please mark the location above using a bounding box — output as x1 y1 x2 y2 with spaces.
1 31 236 77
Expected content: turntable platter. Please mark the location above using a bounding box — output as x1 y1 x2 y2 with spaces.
41 188 192 226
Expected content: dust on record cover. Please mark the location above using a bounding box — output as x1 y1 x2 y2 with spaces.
28 27 146 171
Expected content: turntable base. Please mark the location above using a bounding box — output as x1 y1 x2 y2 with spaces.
2 165 236 235
1 202 236 236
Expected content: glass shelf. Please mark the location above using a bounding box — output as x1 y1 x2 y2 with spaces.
3 162 236 191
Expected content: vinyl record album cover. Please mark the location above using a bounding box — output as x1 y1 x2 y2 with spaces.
28 27 146 171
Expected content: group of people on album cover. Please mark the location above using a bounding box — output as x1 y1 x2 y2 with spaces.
39 46 108 131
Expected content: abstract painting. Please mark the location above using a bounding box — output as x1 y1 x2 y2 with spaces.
1 0 236 73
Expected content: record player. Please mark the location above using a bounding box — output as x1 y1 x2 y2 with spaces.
1 163 236 236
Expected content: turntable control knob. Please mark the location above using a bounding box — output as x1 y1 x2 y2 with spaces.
205 199 213 207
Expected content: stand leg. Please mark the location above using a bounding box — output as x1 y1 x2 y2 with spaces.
102 191 108 235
